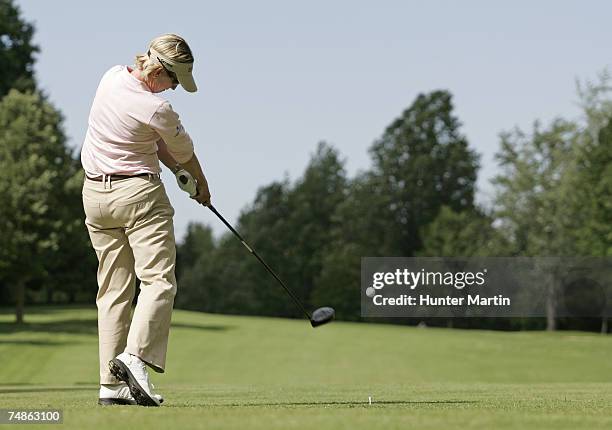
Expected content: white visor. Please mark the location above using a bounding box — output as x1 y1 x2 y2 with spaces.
149 47 197 92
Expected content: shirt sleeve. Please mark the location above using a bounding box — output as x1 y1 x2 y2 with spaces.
148 101 195 164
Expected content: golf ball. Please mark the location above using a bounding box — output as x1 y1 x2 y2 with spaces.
366 287 375 297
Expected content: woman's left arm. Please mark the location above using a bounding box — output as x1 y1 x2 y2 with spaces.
157 138 179 172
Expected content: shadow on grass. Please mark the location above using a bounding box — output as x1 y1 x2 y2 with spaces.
0 386 97 394
0 319 232 336
0 306 97 317
171 322 233 331
0 319 99 335
0 339 80 346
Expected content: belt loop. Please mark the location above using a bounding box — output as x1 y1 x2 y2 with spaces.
102 173 106 190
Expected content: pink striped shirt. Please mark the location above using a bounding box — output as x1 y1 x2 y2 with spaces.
81 65 194 177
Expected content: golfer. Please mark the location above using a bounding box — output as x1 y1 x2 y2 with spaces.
80 33 210 406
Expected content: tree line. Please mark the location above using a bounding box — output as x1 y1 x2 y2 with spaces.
173 81 612 332
1 0 610 330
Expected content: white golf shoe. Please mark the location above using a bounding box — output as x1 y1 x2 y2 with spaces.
108 352 164 407
98 383 136 406
98 382 164 406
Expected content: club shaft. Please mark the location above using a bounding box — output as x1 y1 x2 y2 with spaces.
207 204 312 321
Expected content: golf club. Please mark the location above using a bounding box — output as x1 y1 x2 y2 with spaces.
206 204 335 328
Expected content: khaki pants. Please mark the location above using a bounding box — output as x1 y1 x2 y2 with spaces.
82 175 177 384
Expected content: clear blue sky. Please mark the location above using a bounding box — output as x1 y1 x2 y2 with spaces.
17 0 611 241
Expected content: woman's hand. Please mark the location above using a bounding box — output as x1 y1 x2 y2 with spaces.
180 153 212 206
192 175 211 206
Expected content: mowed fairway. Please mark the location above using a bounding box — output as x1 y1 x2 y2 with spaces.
2 307 612 429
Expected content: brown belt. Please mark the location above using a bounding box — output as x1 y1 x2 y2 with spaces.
86 173 157 182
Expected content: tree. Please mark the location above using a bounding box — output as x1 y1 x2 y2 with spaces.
492 118 581 330
574 119 612 257
576 69 612 147
174 223 223 312
176 179 295 316
174 143 351 319
176 222 216 282
232 179 294 316
493 119 581 257
283 142 347 308
313 91 481 321
39 154 96 304
228 142 348 318
419 206 510 257
568 117 612 333
0 90 81 322
0 0 38 98
573 71 612 258
311 172 392 320
369 90 480 256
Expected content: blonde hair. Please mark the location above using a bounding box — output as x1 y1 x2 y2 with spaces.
134 33 194 80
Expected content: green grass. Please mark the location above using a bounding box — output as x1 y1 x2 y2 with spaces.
2 306 612 429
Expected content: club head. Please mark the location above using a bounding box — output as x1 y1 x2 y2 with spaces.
310 307 335 327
